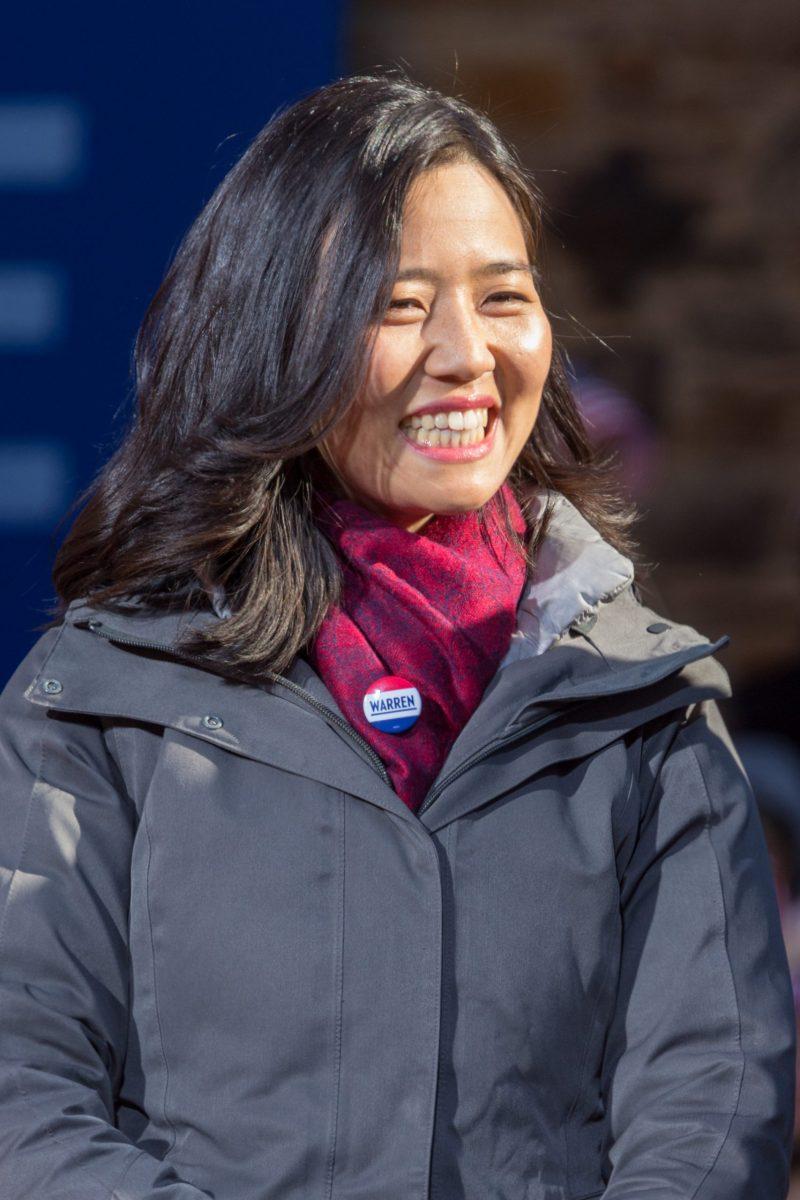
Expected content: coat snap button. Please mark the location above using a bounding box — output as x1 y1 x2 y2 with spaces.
571 611 598 635
43 678 63 695
201 714 223 730
646 622 671 634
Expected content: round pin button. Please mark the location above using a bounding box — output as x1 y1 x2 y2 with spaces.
362 675 422 734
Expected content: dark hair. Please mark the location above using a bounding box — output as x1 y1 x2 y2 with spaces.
50 69 640 681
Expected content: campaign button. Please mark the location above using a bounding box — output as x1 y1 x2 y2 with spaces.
362 675 422 734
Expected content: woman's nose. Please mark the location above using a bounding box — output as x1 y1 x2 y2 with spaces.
423 303 495 382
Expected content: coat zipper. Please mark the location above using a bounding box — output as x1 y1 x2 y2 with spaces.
80 619 393 789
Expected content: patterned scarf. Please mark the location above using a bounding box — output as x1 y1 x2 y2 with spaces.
307 483 528 811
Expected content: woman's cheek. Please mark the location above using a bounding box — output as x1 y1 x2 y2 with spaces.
511 314 552 376
371 326 421 395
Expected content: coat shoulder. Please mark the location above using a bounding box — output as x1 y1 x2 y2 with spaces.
596 581 733 696
1 621 68 713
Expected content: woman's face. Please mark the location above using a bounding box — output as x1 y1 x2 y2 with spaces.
319 158 553 532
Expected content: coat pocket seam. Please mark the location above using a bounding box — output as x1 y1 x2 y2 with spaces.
141 785 180 1160
323 790 347 1199
562 762 635 1199
680 733 745 1198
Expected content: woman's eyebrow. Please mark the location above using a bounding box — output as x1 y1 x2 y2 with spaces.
395 261 536 283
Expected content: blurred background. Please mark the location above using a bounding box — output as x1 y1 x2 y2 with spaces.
1 1 345 676
2 0 799 1176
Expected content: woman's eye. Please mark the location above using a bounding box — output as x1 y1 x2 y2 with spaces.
388 297 421 310
486 292 529 304
385 291 532 315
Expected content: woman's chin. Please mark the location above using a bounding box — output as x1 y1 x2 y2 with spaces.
397 484 503 521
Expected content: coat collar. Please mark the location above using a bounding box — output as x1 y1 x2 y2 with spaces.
502 488 635 662
23 490 731 831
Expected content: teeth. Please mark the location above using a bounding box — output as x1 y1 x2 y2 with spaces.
402 424 489 448
400 406 494 447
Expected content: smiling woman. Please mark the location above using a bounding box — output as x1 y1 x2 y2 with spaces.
0 70 795 1200
318 160 553 527
46 70 632 680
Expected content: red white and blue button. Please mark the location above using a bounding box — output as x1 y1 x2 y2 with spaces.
362 675 422 734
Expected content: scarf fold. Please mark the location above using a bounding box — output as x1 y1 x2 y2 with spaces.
307 483 528 812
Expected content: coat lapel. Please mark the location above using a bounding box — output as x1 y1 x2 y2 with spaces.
416 635 731 832
414 579 732 829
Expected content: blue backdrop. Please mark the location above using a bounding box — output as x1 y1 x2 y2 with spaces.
1 1 344 683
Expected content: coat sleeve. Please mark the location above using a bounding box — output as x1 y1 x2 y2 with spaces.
600 697 797 1199
0 631 212 1200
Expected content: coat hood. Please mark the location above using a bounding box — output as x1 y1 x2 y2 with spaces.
503 488 635 662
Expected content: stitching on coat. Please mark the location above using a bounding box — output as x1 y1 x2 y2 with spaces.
101 718 136 1092
425 822 451 1200
110 1148 150 1198
0 685 144 1199
563 753 636 1197
27 617 69 695
613 741 641 846
680 719 745 1199
324 791 346 1200
0 705 46 981
142 770 180 1159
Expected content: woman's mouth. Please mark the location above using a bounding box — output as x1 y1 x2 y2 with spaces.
398 406 492 449
397 403 498 462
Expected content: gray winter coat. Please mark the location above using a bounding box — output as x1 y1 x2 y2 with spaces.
0 491 795 1200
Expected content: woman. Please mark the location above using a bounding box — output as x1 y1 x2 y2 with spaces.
0 73 794 1200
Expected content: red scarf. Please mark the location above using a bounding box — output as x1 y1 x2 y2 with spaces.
308 483 528 812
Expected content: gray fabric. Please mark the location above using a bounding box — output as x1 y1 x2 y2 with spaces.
0 493 795 1200
502 489 635 663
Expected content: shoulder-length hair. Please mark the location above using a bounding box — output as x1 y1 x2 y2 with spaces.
50 70 640 681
